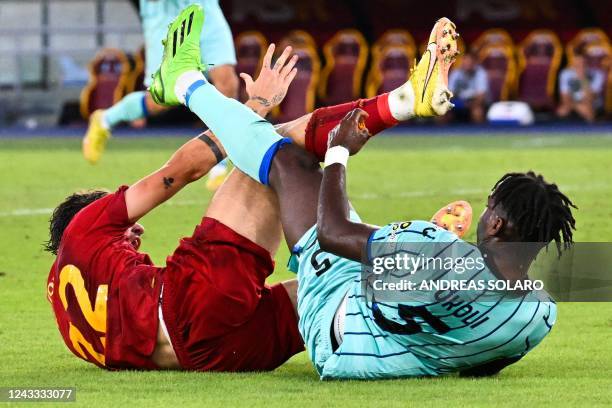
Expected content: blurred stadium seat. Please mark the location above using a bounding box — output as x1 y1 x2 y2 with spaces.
372 29 416 54
517 30 562 111
472 28 514 53
284 30 317 49
274 45 320 122
235 31 268 103
79 48 130 120
566 28 610 65
366 29 416 97
366 45 414 97
478 44 516 101
319 29 369 106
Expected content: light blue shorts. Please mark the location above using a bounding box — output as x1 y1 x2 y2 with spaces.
140 0 237 86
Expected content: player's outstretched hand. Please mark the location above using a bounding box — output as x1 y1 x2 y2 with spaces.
328 109 371 155
240 43 298 113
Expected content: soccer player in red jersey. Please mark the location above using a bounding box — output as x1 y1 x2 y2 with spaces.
46 44 411 371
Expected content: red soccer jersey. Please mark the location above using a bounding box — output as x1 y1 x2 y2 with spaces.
46 186 162 369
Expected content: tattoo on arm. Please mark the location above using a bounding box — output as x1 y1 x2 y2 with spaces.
249 96 271 107
163 176 175 189
271 93 285 105
198 133 224 164
249 93 286 112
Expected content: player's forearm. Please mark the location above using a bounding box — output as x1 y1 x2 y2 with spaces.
317 164 375 263
166 134 226 182
245 98 274 117
125 135 225 221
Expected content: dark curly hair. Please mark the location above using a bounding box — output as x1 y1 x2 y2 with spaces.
491 171 577 252
44 190 109 255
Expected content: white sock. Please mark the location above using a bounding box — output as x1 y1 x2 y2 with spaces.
174 71 207 105
100 111 111 130
388 81 415 121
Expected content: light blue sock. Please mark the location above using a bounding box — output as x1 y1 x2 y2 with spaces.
185 80 288 184
103 91 148 129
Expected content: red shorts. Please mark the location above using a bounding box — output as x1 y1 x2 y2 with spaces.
160 217 304 371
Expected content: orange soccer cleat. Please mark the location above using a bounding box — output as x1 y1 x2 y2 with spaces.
431 200 473 238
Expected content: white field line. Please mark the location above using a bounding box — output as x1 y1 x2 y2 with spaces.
0 199 201 218
0 183 607 218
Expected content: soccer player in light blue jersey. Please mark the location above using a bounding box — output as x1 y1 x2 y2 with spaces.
150 5 577 380
83 0 238 192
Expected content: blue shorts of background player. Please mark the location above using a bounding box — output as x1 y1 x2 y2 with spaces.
140 0 237 88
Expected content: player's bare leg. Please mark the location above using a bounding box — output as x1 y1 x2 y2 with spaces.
206 168 282 255
205 167 297 311
208 64 239 99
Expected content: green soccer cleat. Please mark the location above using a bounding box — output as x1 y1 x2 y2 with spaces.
149 4 206 106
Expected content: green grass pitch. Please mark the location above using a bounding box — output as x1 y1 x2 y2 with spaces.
0 133 611 407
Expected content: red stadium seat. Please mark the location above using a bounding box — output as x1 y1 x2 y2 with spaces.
80 48 130 120
472 28 514 53
517 30 562 111
284 30 317 49
274 45 320 122
235 31 268 102
478 44 516 101
372 29 416 54
367 29 416 97
319 29 369 105
566 28 610 65
584 42 612 72
366 45 414 97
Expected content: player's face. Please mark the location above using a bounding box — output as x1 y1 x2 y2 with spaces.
476 196 498 244
124 223 145 250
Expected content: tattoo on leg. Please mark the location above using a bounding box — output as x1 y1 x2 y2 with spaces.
163 177 175 189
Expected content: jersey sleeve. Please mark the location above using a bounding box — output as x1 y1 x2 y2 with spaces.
68 185 133 239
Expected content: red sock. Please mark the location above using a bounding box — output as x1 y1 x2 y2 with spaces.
304 93 398 161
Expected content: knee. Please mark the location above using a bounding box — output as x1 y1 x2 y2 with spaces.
284 144 321 172
269 144 321 185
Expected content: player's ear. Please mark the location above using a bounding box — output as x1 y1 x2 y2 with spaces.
489 214 505 236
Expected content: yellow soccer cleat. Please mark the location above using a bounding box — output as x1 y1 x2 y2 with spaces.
82 110 111 164
409 17 460 117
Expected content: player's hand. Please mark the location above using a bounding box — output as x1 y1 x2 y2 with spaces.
241 44 298 116
327 109 371 155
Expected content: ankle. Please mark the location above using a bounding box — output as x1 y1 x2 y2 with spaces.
175 71 207 105
388 81 415 121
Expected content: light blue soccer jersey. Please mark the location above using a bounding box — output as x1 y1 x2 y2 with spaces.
140 0 236 86
289 220 557 380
